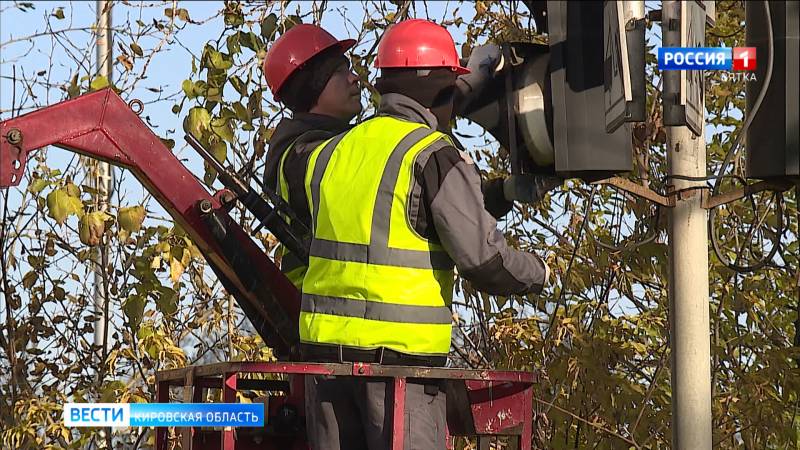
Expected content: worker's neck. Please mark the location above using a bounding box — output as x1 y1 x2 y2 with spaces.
308 105 349 122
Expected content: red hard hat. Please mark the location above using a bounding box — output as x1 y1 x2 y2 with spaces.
375 19 469 74
264 24 356 99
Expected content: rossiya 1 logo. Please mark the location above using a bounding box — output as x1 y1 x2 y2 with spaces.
658 47 757 82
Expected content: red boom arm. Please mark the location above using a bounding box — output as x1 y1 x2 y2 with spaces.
0 89 300 356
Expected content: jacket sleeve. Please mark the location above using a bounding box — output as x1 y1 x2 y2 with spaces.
428 155 548 296
440 132 513 219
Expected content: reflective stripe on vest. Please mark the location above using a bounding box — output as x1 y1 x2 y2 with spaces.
300 117 455 356
276 141 305 289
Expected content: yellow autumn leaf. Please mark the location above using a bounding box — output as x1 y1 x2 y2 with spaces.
46 189 84 225
180 247 191 267
118 205 145 232
170 257 184 282
183 106 211 138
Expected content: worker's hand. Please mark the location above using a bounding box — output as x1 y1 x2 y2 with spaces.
454 44 503 116
457 44 502 91
465 43 503 78
541 256 551 286
502 174 562 204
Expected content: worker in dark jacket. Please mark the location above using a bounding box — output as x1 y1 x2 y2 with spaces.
296 19 552 450
262 24 363 287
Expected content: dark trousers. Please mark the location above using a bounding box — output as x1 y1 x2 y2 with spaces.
304 375 446 450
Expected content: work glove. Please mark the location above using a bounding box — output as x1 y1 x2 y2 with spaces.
539 254 552 287
454 43 503 115
481 177 513 219
502 174 562 204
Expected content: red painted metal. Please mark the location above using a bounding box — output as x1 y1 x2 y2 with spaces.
391 377 407 450
0 89 300 355
154 362 536 449
222 373 238 450
465 380 528 434
1 91 540 449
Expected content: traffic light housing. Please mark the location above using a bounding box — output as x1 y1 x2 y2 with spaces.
745 0 799 181
456 1 644 181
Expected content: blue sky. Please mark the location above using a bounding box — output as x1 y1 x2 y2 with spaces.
0 1 484 202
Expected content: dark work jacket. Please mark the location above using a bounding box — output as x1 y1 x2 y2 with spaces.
264 113 352 227
378 93 547 295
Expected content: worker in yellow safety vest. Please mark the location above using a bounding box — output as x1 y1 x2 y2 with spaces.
294 19 553 450
262 24 363 289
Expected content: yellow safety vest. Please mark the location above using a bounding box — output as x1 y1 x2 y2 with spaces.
277 143 308 290
300 116 455 357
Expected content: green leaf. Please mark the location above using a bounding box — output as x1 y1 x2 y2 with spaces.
118 206 146 233
229 75 247 97
28 178 49 194
181 79 196 99
240 31 262 52
67 73 80 98
46 189 84 225
130 42 143 57
89 75 110 91
22 271 38 289
211 117 235 143
260 13 278 38
226 33 241 55
183 107 211 138
210 140 226 163
202 141 227 186
155 286 178 315
282 15 302 32
232 102 249 121
224 5 244 27
64 182 81 197
123 295 146 327
207 49 233 70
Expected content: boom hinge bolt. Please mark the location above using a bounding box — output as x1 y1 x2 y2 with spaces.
199 199 213 214
7 128 22 145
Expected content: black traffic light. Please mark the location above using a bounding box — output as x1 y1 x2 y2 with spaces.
745 0 799 181
455 1 645 181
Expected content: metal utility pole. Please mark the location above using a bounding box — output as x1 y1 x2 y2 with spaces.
662 1 712 448
666 121 712 450
93 0 114 361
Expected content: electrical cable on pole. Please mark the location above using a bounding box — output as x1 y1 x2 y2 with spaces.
708 1 780 273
